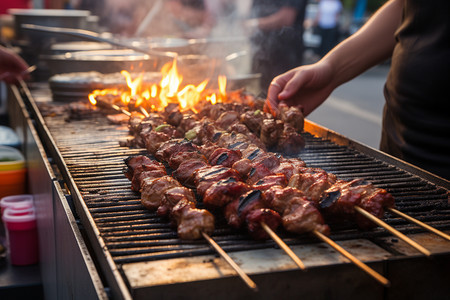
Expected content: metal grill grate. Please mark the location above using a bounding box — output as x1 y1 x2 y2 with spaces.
42 112 449 265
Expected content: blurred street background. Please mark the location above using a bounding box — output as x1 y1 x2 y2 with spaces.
306 63 389 149
302 0 389 149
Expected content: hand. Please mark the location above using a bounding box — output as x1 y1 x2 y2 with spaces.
0 47 30 84
265 61 336 117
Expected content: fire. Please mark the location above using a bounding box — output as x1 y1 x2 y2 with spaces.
88 57 227 113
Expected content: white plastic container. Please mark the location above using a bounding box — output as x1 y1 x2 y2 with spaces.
0 194 33 217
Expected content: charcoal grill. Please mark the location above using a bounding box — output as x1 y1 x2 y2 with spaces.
7 83 450 300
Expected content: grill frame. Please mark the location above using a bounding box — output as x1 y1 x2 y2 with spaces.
14 84 450 299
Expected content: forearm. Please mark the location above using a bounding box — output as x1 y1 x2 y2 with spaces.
323 0 404 88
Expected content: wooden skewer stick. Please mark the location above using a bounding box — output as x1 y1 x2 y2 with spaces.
387 207 450 242
110 103 131 117
139 106 150 118
354 206 432 256
312 230 390 287
201 232 258 291
261 222 307 270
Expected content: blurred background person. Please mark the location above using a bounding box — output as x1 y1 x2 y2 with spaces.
314 0 343 57
134 0 210 39
244 0 308 94
266 0 450 179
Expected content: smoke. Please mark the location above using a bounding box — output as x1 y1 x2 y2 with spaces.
134 0 253 75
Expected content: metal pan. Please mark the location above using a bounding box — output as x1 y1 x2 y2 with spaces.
41 49 165 76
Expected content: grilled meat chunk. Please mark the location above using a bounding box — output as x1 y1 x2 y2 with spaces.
253 174 288 191
216 111 240 129
171 198 215 240
272 161 301 181
158 186 196 217
260 118 284 148
231 158 253 179
140 176 181 210
320 179 395 229
251 152 281 170
194 166 241 197
246 208 282 240
168 150 207 170
164 103 184 127
176 114 199 136
240 109 266 136
282 197 330 235
141 131 172 155
131 164 167 192
224 190 281 239
289 169 337 203
173 159 209 186
247 163 274 186
155 139 199 162
203 178 251 208
263 186 330 235
124 155 154 180
278 103 304 132
208 148 242 168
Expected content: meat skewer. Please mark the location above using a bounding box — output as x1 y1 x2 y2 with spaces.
117 97 436 282
132 108 435 255
124 155 214 240
211 128 435 256
157 141 389 281
124 155 258 291
318 178 432 256
144 139 308 269
170 144 392 284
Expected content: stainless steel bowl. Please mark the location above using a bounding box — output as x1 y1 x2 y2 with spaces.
42 49 162 76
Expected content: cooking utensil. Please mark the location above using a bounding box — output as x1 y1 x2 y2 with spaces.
21 24 178 59
21 24 248 57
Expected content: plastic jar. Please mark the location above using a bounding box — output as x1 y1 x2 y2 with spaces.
3 205 39 265
0 194 33 217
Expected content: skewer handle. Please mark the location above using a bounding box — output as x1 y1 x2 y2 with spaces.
111 104 132 117
261 222 307 270
387 208 450 242
354 206 431 256
202 232 258 291
312 230 390 287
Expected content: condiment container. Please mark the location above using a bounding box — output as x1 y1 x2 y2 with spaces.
3 205 39 265
0 146 27 199
0 194 33 217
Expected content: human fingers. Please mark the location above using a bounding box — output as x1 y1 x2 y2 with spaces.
277 67 312 101
265 79 285 116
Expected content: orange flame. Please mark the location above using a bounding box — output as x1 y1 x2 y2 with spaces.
88 57 228 113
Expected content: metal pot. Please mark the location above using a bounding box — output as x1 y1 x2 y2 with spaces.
8 9 91 48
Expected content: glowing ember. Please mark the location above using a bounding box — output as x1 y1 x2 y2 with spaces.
88 57 229 113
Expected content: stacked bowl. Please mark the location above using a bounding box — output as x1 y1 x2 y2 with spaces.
0 146 26 199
